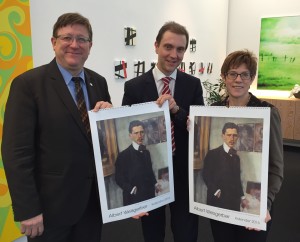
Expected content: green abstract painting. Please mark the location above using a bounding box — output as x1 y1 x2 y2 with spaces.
258 15 300 90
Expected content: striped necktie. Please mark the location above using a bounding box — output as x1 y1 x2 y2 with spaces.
161 77 176 152
72 77 91 135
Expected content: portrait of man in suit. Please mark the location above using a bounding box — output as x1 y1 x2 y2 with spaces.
202 122 248 211
115 120 160 206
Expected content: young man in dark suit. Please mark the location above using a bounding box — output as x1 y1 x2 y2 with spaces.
202 122 247 211
115 120 159 206
2 13 112 241
122 21 204 242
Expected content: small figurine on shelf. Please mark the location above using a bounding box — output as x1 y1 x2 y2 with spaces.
289 84 300 98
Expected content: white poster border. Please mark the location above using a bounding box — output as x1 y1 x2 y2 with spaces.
89 101 174 223
189 106 270 230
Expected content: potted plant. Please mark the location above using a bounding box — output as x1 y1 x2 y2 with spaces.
202 79 227 105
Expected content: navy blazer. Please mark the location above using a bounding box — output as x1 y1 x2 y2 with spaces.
202 145 244 211
115 145 157 206
122 69 204 185
2 59 111 225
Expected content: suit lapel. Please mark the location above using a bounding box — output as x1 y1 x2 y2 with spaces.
173 71 185 104
48 59 91 143
144 70 159 101
85 71 98 109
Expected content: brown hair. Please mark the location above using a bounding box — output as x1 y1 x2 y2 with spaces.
129 120 145 133
222 122 239 134
221 50 257 78
156 21 189 50
52 12 93 41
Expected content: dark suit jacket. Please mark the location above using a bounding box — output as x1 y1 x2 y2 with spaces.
202 145 244 211
213 93 284 211
115 145 157 206
1 58 111 225
122 69 204 187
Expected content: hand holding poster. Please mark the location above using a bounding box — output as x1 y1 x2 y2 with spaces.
189 106 270 230
89 101 174 223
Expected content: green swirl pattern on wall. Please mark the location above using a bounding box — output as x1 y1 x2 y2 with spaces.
0 0 33 241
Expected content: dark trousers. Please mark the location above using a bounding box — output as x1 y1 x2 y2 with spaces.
28 182 102 242
210 208 273 242
141 159 198 242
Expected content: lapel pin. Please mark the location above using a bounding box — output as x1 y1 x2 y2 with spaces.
90 83 93 86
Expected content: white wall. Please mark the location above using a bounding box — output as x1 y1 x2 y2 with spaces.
14 1 300 241
14 1 228 241
30 0 229 106
227 0 300 97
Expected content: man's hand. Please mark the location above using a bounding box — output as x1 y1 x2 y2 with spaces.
155 183 162 193
245 210 271 231
156 94 178 113
20 214 44 238
92 101 112 112
186 116 190 131
241 198 249 209
132 212 149 219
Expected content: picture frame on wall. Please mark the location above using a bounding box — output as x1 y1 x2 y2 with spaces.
134 60 145 77
114 60 128 79
189 62 196 75
124 27 136 46
190 38 196 52
258 15 300 90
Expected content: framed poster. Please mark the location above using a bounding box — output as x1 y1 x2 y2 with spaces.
258 15 300 90
89 101 174 223
189 106 270 230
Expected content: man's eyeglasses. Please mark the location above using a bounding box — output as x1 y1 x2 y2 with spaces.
226 71 252 81
55 35 91 44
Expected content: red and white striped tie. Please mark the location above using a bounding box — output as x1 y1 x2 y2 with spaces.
161 77 176 152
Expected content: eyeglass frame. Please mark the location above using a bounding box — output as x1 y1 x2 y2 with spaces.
55 34 91 44
225 71 253 81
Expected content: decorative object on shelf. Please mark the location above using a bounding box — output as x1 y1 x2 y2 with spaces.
207 62 213 74
178 62 185 72
190 38 196 52
124 27 136 46
202 78 226 105
289 84 300 98
189 62 196 75
134 60 145 77
114 60 127 79
150 61 156 68
199 61 205 74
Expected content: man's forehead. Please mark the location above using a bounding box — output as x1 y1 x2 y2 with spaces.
161 32 186 45
224 128 238 134
132 125 144 131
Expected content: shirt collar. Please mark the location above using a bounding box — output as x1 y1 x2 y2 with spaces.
132 142 139 151
153 65 177 83
56 61 85 86
223 143 231 153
